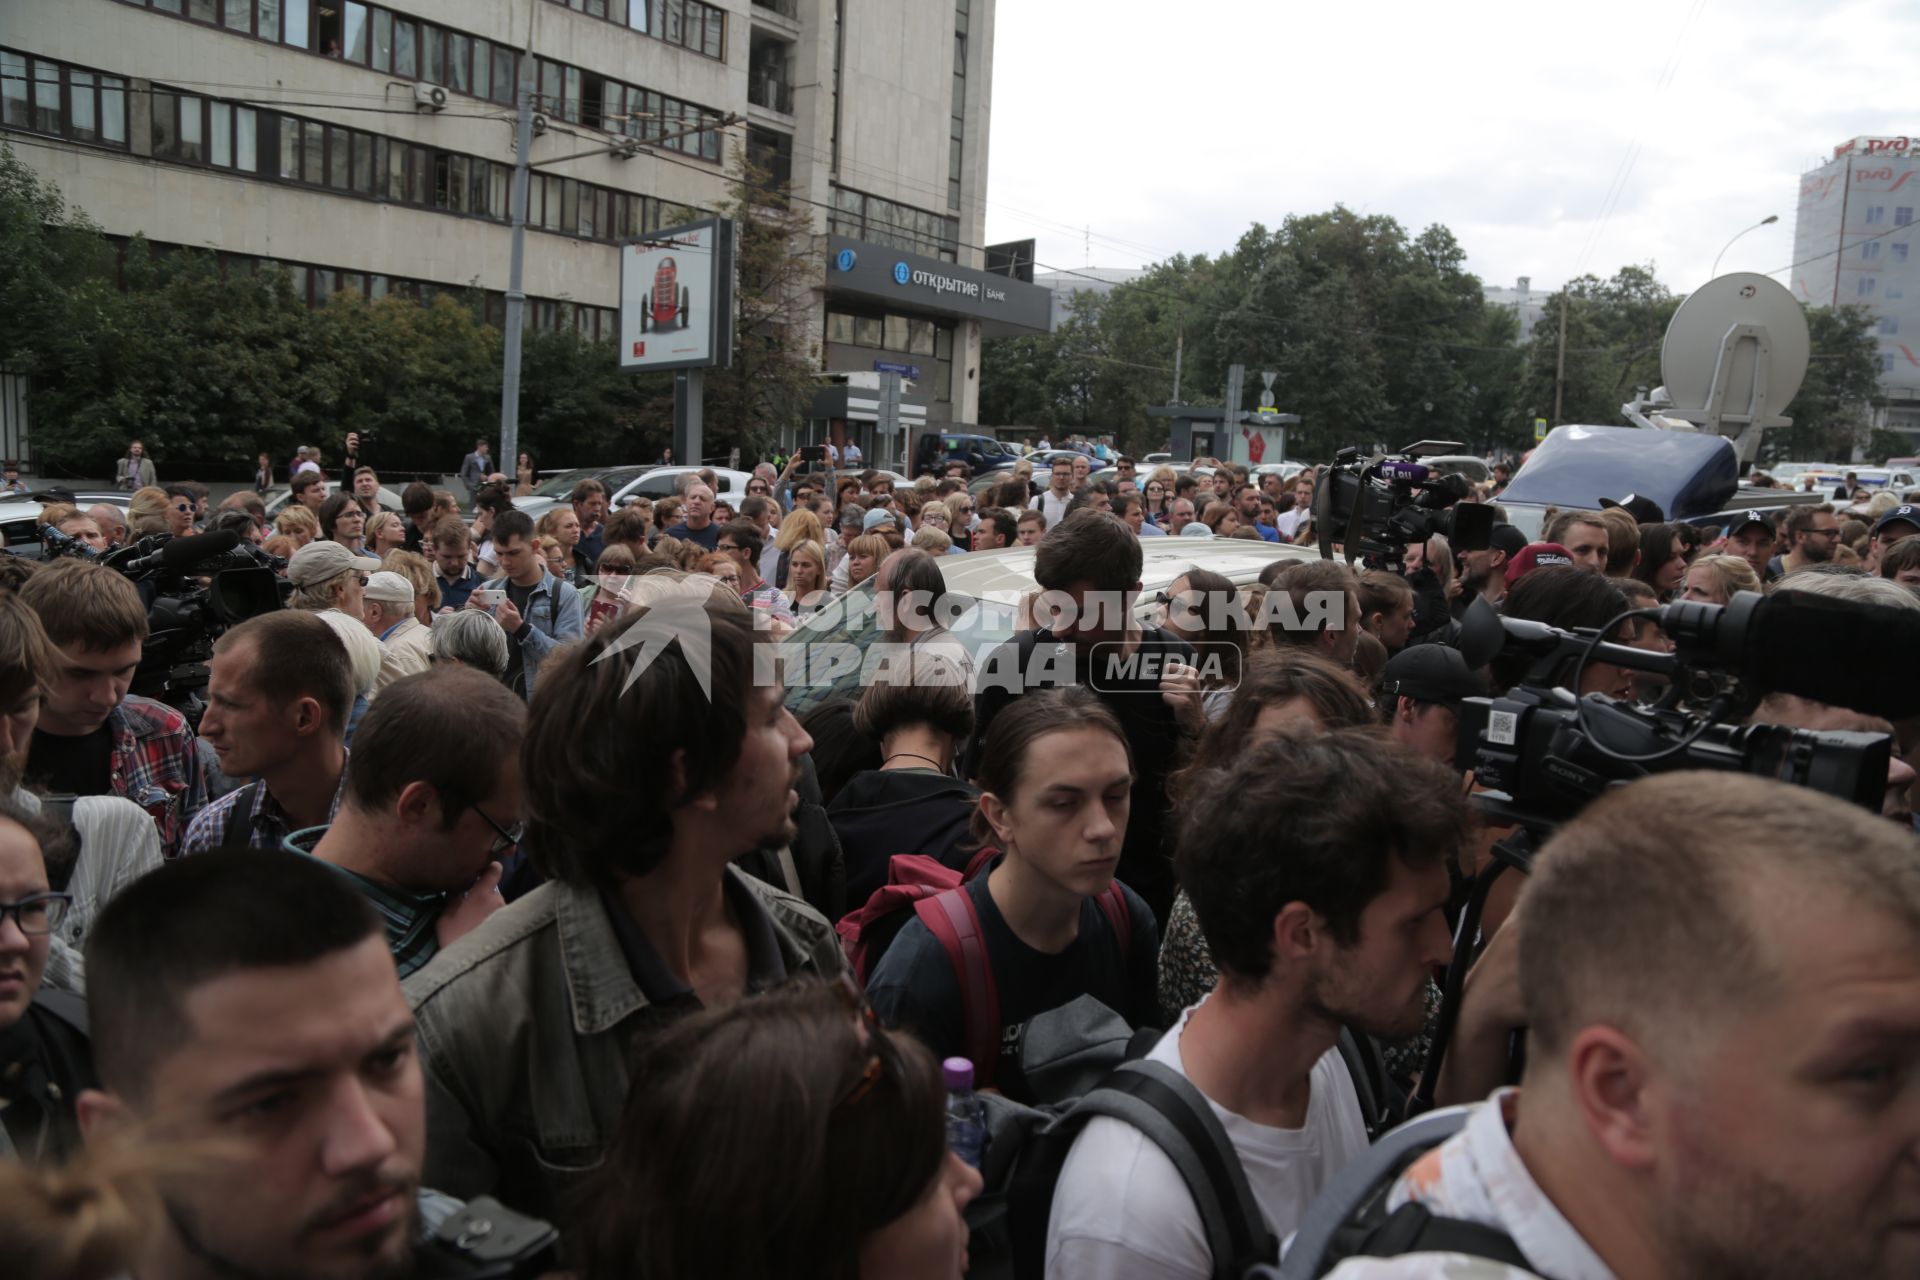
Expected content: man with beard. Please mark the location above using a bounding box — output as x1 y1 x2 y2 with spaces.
1452 522 1527 619
405 584 846 1223
75 852 555 1280
1315 772 1920 1280
1047 730 1469 1279
1768 503 1839 579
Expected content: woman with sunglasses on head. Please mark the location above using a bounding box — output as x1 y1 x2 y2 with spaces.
576 979 980 1280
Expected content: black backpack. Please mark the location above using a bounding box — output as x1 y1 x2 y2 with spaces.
1264 1106 1537 1278
967 1057 1278 1280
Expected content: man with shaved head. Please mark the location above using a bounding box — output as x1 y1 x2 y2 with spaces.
1319 771 1920 1279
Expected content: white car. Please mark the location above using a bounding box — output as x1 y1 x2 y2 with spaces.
262 481 403 520
0 491 133 555
514 465 757 521
779 536 1320 713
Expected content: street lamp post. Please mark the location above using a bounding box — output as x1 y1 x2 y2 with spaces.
1711 214 1780 278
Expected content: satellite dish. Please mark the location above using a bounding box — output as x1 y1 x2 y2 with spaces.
1655 273 1809 466
1661 273 1809 416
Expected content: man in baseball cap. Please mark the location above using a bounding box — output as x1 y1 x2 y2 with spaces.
861 507 898 534
1599 493 1665 525
1724 510 1780 582
1506 542 1574 589
1379 643 1488 765
362 571 431 689
1869 504 1920 572
287 541 381 619
1454 522 1529 618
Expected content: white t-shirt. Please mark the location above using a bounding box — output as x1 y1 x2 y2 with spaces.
1275 507 1310 539
1046 1002 1369 1280
1029 488 1073 529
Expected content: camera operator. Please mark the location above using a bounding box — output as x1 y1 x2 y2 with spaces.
1749 570 1920 828
1450 522 1526 619
1312 772 1920 1280
1488 566 1632 700
17 562 206 859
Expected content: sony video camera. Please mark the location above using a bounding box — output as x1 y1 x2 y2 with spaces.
1451 590 1899 837
102 529 288 718
1315 441 1495 569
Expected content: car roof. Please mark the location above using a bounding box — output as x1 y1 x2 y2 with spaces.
927 536 1319 608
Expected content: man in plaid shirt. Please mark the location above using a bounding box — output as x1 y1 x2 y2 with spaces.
19 562 206 858
181 611 355 857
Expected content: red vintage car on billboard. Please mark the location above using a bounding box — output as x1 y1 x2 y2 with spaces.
639 255 692 333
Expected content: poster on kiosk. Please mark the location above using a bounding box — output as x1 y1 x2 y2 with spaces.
618 217 734 373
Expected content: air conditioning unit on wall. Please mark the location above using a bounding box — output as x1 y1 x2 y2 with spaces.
413 84 448 112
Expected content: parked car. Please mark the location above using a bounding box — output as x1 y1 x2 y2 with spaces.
914 433 1019 477
513 465 757 521
262 481 403 521
778 536 1318 715
0 491 132 556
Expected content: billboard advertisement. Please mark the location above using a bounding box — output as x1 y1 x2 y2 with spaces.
619 217 733 373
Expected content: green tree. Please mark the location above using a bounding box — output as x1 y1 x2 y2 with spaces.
694 146 824 459
1774 304 1881 462
1519 265 1677 433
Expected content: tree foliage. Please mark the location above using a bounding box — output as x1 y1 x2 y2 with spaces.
980 208 1528 460
0 142 815 477
1772 304 1881 462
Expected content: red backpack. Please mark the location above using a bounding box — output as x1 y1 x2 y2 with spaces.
836 849 1134 1087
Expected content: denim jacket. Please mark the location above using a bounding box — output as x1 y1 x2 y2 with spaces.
481 567 583 699
403 869 846 1225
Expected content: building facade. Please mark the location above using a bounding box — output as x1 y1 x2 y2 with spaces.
1481 276 1550 344
1 0 1047 459
1791 136 1920 443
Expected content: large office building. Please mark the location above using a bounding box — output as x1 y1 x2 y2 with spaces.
1 0 1049 458
1791 136 1920 443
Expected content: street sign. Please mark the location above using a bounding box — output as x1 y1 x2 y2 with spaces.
1534 417 1549 442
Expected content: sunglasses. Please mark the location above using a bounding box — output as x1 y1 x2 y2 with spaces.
172 501 195 513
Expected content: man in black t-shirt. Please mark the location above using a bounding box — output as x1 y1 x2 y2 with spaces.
966 510 1199 922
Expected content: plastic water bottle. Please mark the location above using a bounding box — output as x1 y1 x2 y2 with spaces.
943 1056 988 1169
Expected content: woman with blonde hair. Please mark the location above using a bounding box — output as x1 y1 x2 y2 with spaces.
786 540 829 616
840 533 889 594
272 505 319 548
126 486 171 538
773 506 826 589
365 511 409 559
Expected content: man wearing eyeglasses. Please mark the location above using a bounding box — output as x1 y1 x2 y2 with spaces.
283 667 525 978
0 795 94 1164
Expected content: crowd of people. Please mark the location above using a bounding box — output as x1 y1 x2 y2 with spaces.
0 434 1915 1280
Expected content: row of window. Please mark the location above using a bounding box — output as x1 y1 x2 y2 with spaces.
823 310 955 402
3 49 705 249
1858 276 1910 300
829 186 961 263
1863 206 1916 227
948 0 968 211
545 0 726 59
1860 240 1911 263
0 52 129 148
112 0 727 161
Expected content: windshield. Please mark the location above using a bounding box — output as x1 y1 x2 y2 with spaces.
779 582 1022 715
531 467 615 499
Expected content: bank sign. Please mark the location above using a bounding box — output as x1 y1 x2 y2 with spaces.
827 236 1051 334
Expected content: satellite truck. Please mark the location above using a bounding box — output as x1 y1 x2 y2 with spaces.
1492 273 1823 539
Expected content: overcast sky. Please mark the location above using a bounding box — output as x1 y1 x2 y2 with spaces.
983 0 1917 297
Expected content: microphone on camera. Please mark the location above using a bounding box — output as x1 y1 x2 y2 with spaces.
1660 589 1920 719
122 529 241 574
